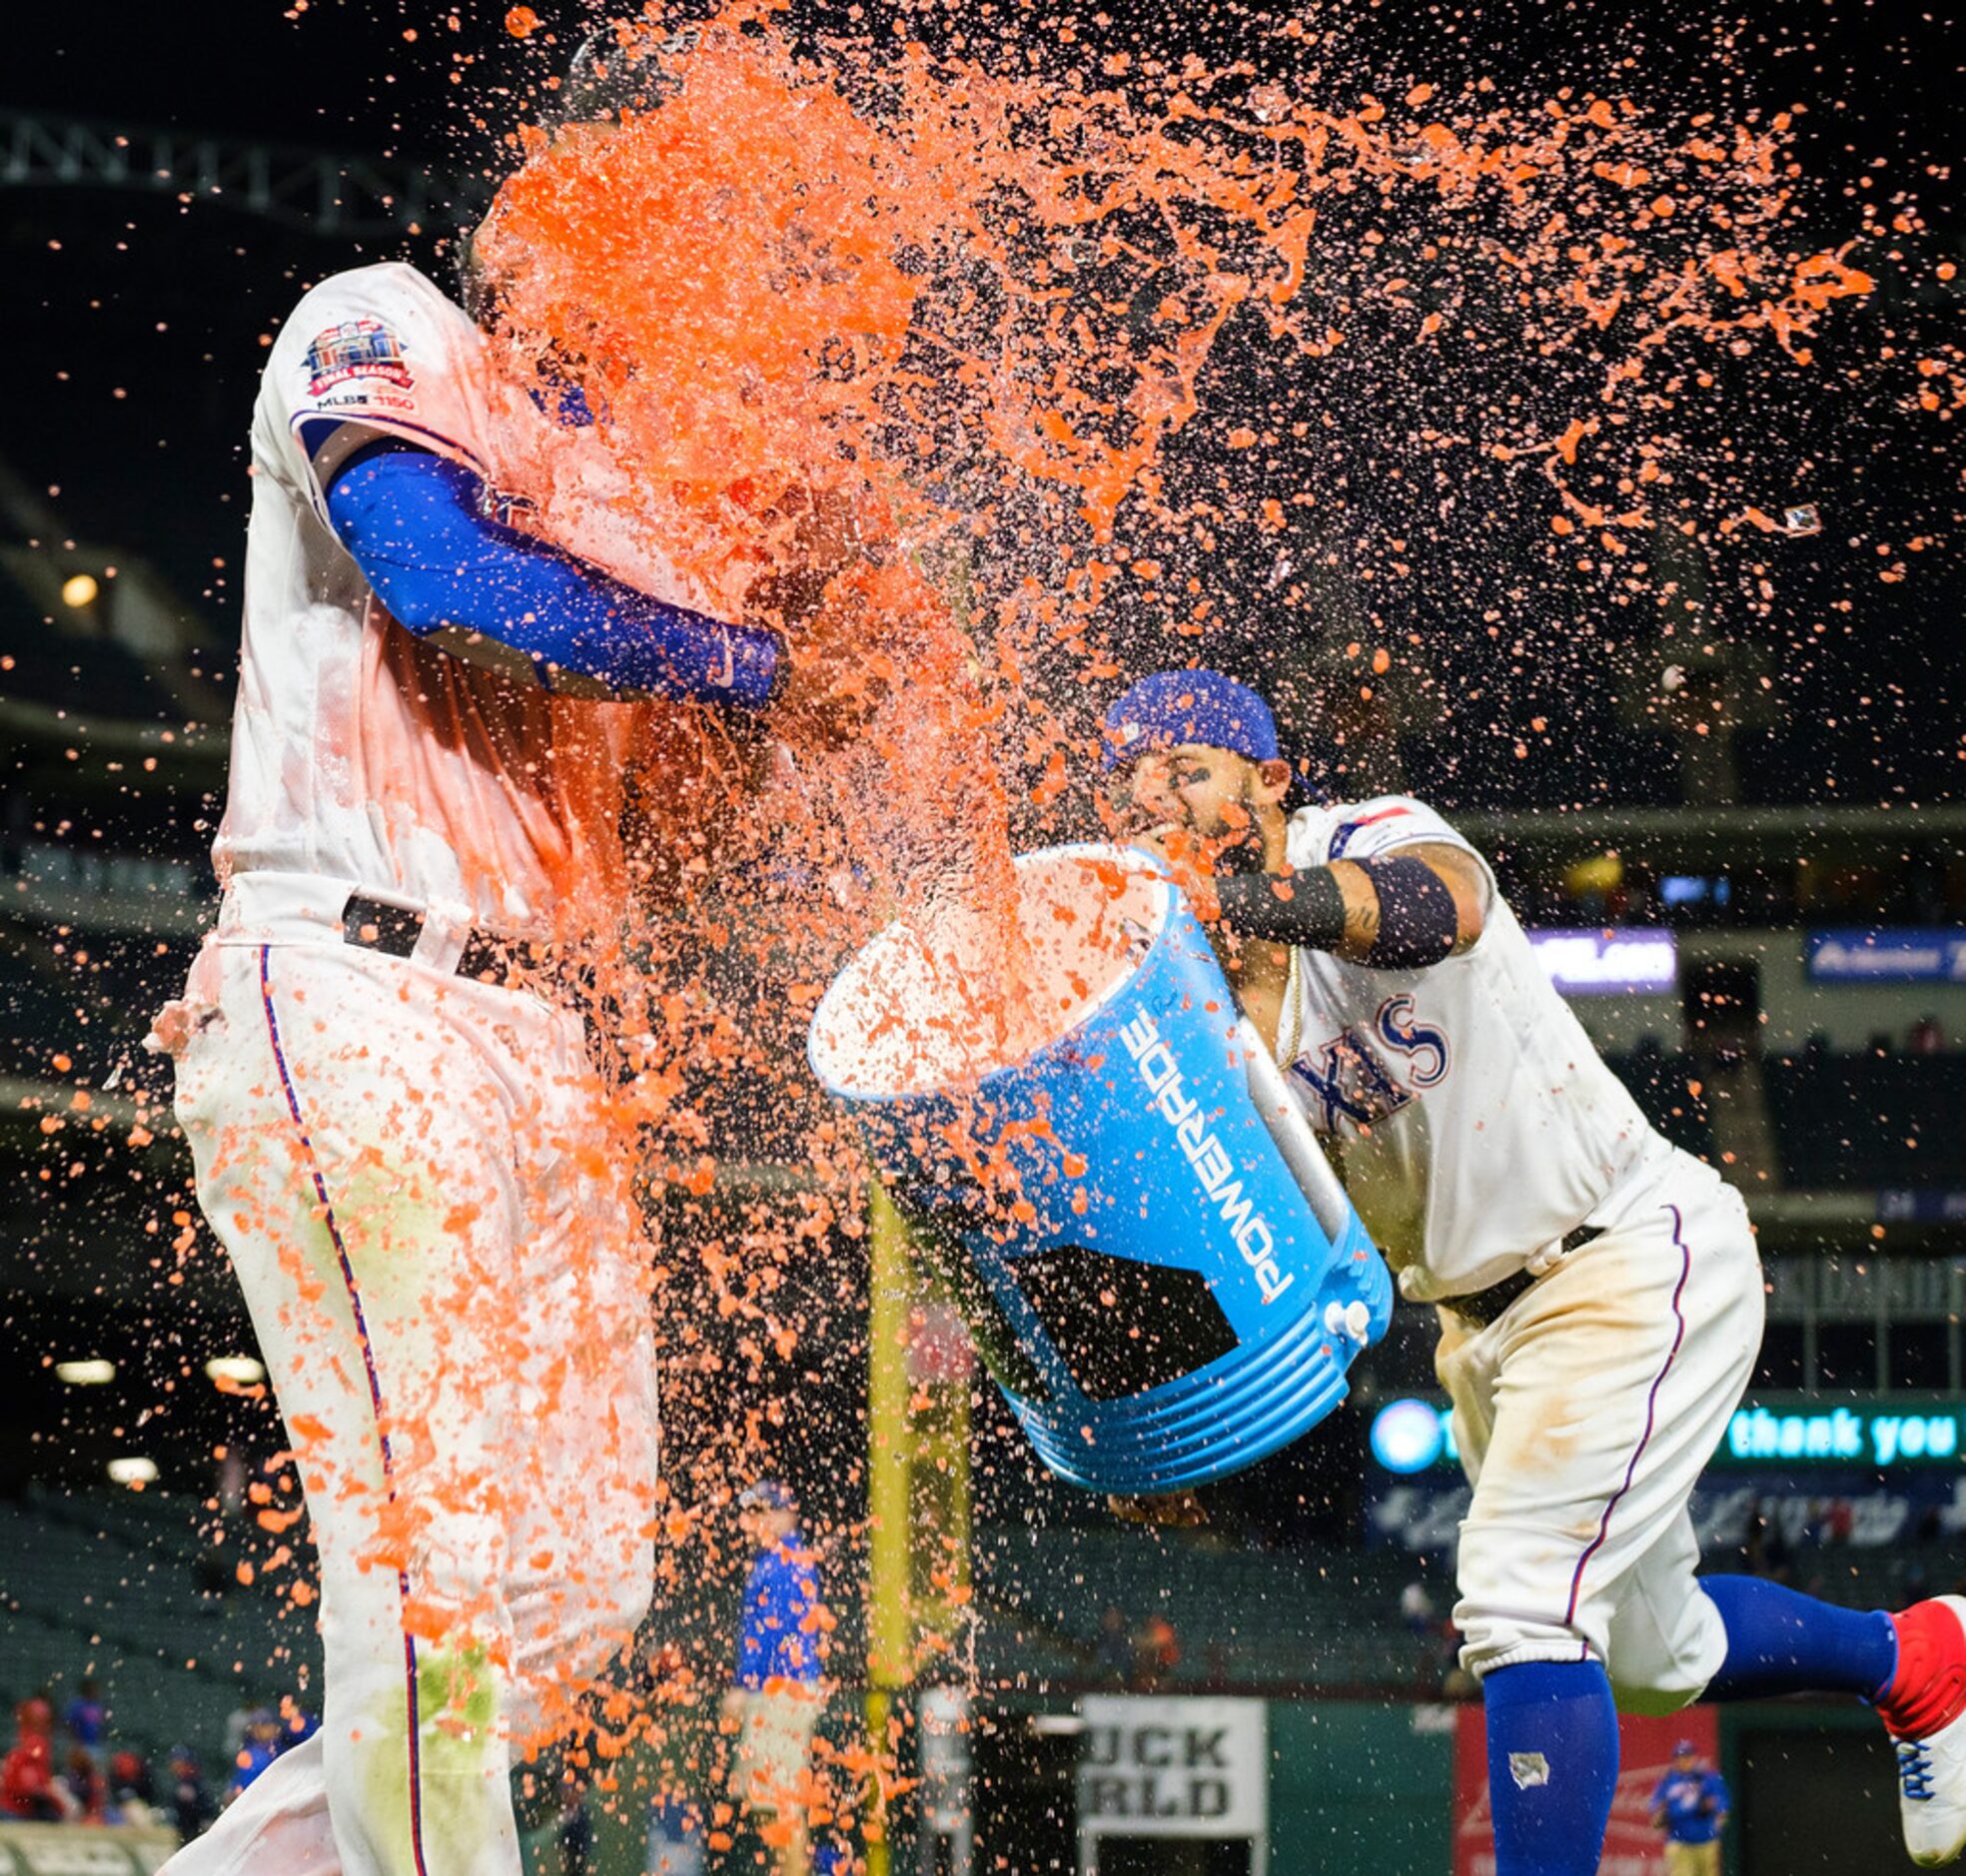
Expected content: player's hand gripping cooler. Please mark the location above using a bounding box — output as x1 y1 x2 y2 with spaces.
807 843 1392 1496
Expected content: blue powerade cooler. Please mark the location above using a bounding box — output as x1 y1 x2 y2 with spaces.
807 843 1392 1496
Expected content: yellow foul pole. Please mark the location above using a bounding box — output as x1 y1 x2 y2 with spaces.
864 1178 912 1876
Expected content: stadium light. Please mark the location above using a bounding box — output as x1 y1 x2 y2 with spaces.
55 1358 116 1385
61 573 100 608
1370 1398 1448 1473
107 1457 158 1486
205 1356 266 1386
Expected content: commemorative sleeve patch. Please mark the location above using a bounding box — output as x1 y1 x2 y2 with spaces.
305 318 416 397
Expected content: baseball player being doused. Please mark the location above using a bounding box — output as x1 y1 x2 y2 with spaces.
1100 669 1966 1875
146 97 861 1876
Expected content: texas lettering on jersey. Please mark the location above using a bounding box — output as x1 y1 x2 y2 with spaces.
1288 994 1452 1134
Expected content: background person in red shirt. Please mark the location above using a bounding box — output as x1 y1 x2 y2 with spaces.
1 1698 75 1822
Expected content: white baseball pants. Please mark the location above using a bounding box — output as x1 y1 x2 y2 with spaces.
158 907 658 1876
1439 1147 1763 1708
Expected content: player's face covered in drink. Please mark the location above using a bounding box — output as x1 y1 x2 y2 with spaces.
460 122 632 337
1109 743 1281 872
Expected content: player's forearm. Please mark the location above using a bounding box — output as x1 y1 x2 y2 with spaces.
1211 851 1470 969
325 448 780 708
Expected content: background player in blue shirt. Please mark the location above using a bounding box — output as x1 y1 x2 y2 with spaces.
1650 1740 1731 1875
726 1481 828 1876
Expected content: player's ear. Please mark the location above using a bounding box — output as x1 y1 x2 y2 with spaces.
455 218 498 326
1251 757 1292 807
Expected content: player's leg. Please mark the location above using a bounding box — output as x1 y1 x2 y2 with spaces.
499 1004 658 1745
156 951 343 1876
1583 1210 1966 1861
1440 1159 1763 1876
1476 1657 1619 1876
1693 1574 1966 1865
155 1731 338 1876
1439 1309 1620 1876
173 942 535 1875
1606 1499 1966 1871
1695 1574 1897 1701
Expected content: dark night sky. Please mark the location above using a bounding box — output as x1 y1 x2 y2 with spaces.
1 0 1959 800
5 0 1958 158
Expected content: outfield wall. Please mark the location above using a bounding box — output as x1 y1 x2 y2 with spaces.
504 1694 1897 1875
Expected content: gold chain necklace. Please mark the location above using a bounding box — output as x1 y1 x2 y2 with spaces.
1275 943 1304 1067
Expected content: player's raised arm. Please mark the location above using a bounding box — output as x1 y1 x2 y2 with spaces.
1207 837 1489 969
323 441 782 709
268 262 790 713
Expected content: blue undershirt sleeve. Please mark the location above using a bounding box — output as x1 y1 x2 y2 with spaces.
323 446 780 709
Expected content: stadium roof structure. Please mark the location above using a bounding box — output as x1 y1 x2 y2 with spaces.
0 107 487 239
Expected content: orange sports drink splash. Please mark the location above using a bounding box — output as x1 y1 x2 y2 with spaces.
449 0 1932 1721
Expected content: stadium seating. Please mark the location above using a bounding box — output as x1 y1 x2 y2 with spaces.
0 1486 318 1765
0 578 167 723
1735 720 1963 810
974 1527 1447 1693
1762 1050 1966 1190
1401 714 1683 812
0 930 196 1082
0 948 96 1080
1602 1045 1718 1162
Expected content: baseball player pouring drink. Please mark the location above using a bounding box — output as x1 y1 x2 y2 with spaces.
1099 668 1966 1874
147 132 856 1873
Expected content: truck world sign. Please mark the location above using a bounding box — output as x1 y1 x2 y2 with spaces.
1078 1696 1269 1875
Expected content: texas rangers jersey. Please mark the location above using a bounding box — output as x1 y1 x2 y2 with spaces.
1277 795 1665 1301
215 262 693 938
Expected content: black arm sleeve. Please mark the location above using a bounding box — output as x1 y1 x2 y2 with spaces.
1211 852 1463 969
1359 853 1461 968
1210 868 1347 948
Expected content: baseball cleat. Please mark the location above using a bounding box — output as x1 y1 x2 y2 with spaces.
1876 1595 1966 1866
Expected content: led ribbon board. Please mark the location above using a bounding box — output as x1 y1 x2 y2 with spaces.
1526 927 1679 996
1370 1397 1966 1473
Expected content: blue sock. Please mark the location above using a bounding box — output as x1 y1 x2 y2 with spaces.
1482 1660 1619 1876
1700 1573 1898 1701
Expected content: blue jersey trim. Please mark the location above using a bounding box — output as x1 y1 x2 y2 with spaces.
293 409 489 477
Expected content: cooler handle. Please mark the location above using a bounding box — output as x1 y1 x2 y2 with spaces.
1235 1016 1354 1245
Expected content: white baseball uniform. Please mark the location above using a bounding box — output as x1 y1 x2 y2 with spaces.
155 263 674 1876
1276 795 1764 1703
